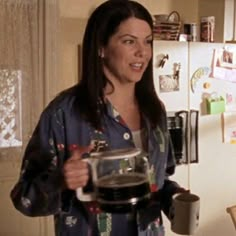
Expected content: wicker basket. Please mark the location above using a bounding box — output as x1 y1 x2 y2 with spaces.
153 11 181 41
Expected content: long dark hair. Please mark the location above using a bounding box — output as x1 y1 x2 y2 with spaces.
73 0 165 129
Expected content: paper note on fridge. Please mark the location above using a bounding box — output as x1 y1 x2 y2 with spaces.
212 48 236 83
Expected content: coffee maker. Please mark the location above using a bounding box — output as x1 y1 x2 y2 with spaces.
167 110 199 164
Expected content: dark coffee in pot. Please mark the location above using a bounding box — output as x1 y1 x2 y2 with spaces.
95 173 151 213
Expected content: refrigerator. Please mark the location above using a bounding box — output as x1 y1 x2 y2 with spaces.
153 41 236 236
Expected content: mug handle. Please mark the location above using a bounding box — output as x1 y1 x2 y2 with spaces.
76 158 97 201
169 204 175 220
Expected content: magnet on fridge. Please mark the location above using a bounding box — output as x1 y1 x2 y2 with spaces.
206 94 225 114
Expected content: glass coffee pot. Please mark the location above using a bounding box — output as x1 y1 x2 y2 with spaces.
76 147 151 213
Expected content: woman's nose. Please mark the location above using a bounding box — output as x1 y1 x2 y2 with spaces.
135 43 149 57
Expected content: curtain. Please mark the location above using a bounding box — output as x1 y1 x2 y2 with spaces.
0 0 59 159
0 1 58 235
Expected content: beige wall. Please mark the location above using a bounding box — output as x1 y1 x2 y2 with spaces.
59 0 228 91
59 18 87 89
58 0 200 90
198 0 225 42
59 0 199 21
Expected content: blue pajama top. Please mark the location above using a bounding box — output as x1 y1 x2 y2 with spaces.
11 87 180 236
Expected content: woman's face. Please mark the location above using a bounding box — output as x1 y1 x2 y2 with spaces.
101 17 152 86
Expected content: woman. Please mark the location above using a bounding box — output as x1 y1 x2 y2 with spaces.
11 1 185 235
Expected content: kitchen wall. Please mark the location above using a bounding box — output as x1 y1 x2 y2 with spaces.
58 0 200 94
59 0 199 20
58 0 229 94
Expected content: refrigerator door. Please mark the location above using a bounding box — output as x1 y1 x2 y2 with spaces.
153 40 189 112
154 41 236 236
189 42 236 236
153 41 192 204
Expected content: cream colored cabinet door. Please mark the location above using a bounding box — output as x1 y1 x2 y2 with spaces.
0 158 54 236
0 69 55 236
0 100 54 236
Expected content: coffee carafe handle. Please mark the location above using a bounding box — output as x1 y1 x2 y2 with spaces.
76 158 97 201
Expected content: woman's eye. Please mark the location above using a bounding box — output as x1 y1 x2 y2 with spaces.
123 39 134 44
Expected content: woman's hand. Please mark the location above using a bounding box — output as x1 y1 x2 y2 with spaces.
63 145 94 190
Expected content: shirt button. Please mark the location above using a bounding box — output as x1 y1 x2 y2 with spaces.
123 132 130 140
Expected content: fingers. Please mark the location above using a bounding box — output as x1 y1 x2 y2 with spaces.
64 164 89 190
64 159 88 178
63 159 89 190
177 187 190 194
69 144 94 161
63 144 93 190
